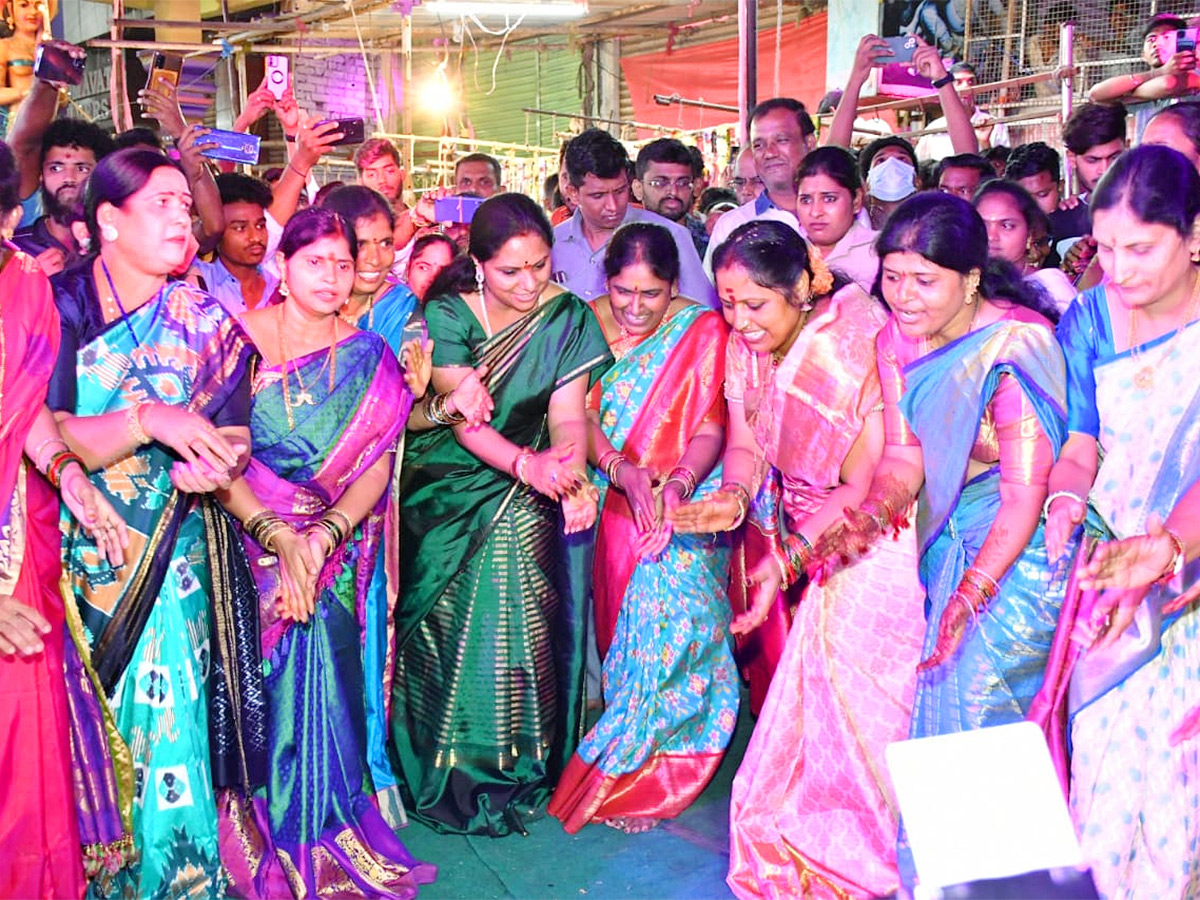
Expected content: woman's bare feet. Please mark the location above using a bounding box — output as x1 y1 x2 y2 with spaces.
602 816 660 834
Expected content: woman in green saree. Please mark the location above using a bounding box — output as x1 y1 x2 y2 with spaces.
391 193 612 837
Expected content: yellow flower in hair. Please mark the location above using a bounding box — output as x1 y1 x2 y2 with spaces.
806 241 836 297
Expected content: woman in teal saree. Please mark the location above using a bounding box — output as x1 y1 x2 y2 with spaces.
391 193 612 837
50 150 260 899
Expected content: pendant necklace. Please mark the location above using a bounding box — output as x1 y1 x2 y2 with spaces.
277 304 337 429
1128 271 1200 391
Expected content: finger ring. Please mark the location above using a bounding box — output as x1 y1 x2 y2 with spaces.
550 473 558 483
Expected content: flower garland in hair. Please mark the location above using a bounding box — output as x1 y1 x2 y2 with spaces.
805 240 836 297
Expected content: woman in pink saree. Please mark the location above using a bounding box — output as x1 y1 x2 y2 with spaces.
673 220 925 898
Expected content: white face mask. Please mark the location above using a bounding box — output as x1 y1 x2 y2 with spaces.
868 156 918 202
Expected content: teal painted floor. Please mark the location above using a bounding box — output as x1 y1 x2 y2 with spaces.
398 696 754 900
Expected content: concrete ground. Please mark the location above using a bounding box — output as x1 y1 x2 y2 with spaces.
398 697 754 900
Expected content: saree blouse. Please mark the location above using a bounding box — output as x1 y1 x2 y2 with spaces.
876 304 1057 488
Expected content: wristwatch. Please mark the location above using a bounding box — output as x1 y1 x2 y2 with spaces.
932 72 955 89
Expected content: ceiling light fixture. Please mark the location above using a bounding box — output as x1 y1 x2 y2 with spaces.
423 1 588 19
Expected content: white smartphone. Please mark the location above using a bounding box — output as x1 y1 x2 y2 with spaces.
265 54 289 101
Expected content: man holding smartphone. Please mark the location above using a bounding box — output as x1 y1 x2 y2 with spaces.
1089 13 1199 128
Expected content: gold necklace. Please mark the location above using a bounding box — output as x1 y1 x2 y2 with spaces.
1128 270 1200 391
276 305 338 429
340 290 376 328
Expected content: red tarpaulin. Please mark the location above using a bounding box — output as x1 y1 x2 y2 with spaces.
621 13 828 138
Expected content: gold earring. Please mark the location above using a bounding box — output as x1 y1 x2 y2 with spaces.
279 280 290 297
1191 247 1200 264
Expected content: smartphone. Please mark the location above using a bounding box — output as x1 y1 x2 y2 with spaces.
434 195 485 224
147 53 182 98
1176 27 1199 54
882 35 919 65
32 41 84 85
197 129 262 165
316 116 366 146
265 54 289 101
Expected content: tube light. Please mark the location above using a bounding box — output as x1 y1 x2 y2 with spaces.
423 1 588 19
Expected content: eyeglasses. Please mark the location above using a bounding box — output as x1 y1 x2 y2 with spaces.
645 177 696 191
730 177 764 189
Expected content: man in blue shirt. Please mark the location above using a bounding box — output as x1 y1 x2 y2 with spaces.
189 174 279 314
552 128 716 307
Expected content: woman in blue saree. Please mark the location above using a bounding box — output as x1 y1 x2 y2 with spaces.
392 193 612 837
215 208 435 898
811 193 1071 883
547 223 736 835
1038 146 1200 899
49 149 260 899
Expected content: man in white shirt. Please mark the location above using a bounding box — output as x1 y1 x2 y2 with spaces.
704 98 817 275
916 63 1010 162
552 128 715 306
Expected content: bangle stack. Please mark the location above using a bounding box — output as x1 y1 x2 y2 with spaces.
954 566 1000 615
720 482 751 531
44 450 85 488
511 447 533 484
424 392 465 426
245 509 290 554
127 403 151 446
312 508 353 554
1042 490 1085 520
779 532 814 588
597 449 630 487
663 466 697 500
31 436 68 471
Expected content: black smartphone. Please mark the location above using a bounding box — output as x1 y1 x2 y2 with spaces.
318 117 366 146
33 42 85 86
1173 27 1199 54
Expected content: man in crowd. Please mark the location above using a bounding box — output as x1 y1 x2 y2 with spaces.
189 173 279 314
11 119 113 275
935 152 995 199
1054 102 1127 249
1005 141 1062 216
354 137 416 250
916 62 1010 161
705 97 816 273
725 146 764 208
454 152 503 198
552 127 715 306
633 138 709 257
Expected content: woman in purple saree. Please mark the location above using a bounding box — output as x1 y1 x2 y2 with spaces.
217 208 435 898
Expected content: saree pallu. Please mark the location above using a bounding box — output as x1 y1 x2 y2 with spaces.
727 290 925 900
0 248 88 900
218 332 434 900
1057 315 1200 900
900 320 1069 737
392 290 611 836
356 282 421 824
725 285 889 715
548 305 738 832
60 282 254 900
